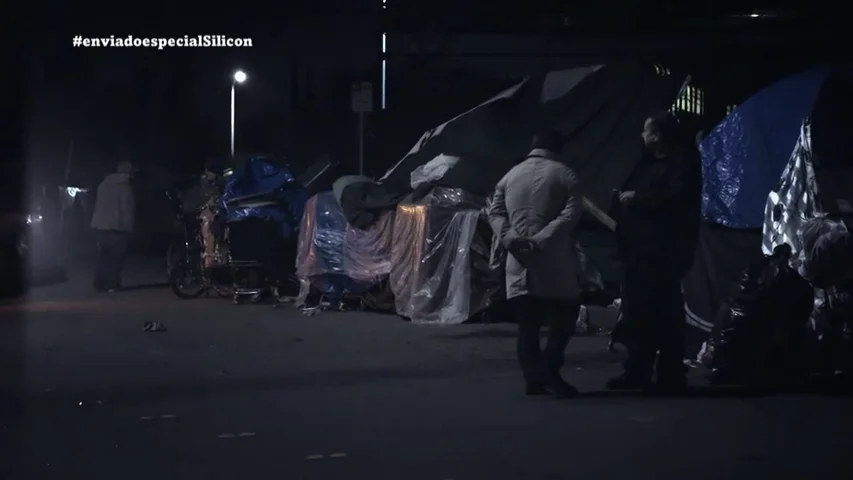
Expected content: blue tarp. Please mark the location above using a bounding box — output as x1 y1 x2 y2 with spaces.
700 69 830 229
297 191 370 298
220 156 308 239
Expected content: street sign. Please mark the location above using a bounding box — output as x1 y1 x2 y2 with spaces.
351 82 373 113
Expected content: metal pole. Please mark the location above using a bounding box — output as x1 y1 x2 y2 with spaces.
230 83 236 158
358 112 365 175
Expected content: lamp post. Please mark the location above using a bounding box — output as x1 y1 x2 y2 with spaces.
230 70 247 158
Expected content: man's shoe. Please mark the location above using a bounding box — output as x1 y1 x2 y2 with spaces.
606 374 653 391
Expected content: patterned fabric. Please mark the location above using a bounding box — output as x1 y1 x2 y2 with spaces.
761 119 824 259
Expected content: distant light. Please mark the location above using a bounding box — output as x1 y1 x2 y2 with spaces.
233 70 247 83
749 13 760 18
26 214 42 224
65 186 87 198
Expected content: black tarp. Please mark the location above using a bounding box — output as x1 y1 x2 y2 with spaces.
379 63 685 214
683 222 765 356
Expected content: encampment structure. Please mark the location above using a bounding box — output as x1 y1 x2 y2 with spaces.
684 68 853 353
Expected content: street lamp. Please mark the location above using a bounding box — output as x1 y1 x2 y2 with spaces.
230 70 247 158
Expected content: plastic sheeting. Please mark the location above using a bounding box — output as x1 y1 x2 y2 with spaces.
221 156 308 240
798 216 851 288
701 69 828 229
800 217 853 374
410 154 460 189
698 245 814 384
380 64 684 213
810 284 853 374
762 119 823 257
295 191 394 301
391 187 500 325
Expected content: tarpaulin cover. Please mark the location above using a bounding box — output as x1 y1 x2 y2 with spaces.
762 119 822 257
220 155 308 239
701 69 829 229
682 223 764 357
698 245 814 384
391 187 500 325
683 223 764 333
295 191 394 299
380 63 684 213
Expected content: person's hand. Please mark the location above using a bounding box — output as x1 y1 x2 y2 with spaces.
508 237 540 257
618 191 636 205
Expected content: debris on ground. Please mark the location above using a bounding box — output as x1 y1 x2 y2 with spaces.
143 321 168 332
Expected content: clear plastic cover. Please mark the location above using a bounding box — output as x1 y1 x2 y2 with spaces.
343 208 395 283
390 187 501 325
295 192 393 303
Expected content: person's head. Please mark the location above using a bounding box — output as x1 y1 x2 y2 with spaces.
530 129 567 154
642 112 685 156
116 160 135 176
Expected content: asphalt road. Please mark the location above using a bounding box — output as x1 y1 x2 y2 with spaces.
3 259 853 479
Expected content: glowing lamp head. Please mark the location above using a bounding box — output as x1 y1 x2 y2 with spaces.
233 70 247 84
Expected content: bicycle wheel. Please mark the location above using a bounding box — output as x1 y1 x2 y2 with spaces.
166 242 188 278
169 263 207 299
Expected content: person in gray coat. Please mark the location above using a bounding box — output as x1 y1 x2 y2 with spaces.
487 130 583 396
90 161 136 292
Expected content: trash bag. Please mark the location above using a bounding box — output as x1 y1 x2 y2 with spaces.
701 244 814 385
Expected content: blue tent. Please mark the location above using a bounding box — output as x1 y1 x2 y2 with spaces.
220 155 308 239
700 69 830 229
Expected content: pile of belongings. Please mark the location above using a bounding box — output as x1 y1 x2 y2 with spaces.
698 243 814 385
699 217 853 385
799 217 853 378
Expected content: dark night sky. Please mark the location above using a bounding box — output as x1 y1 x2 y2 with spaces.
21 3 842 194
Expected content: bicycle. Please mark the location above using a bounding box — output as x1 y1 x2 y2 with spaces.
168 206 232 299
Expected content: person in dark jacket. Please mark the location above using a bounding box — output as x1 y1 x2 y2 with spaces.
607 112 702 392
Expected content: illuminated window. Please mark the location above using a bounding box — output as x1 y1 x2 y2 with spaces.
726 104 737 114
672 85 704 116
654 64 671 76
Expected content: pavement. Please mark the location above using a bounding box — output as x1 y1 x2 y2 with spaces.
3 258 853 479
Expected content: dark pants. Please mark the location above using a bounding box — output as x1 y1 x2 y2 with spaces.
513 295 580 386
93 229 130 291
620 264 686 382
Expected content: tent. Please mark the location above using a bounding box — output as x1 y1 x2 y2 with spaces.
701 68 830 229
380 63 686 214
684 69 853 353
378 63 685 298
